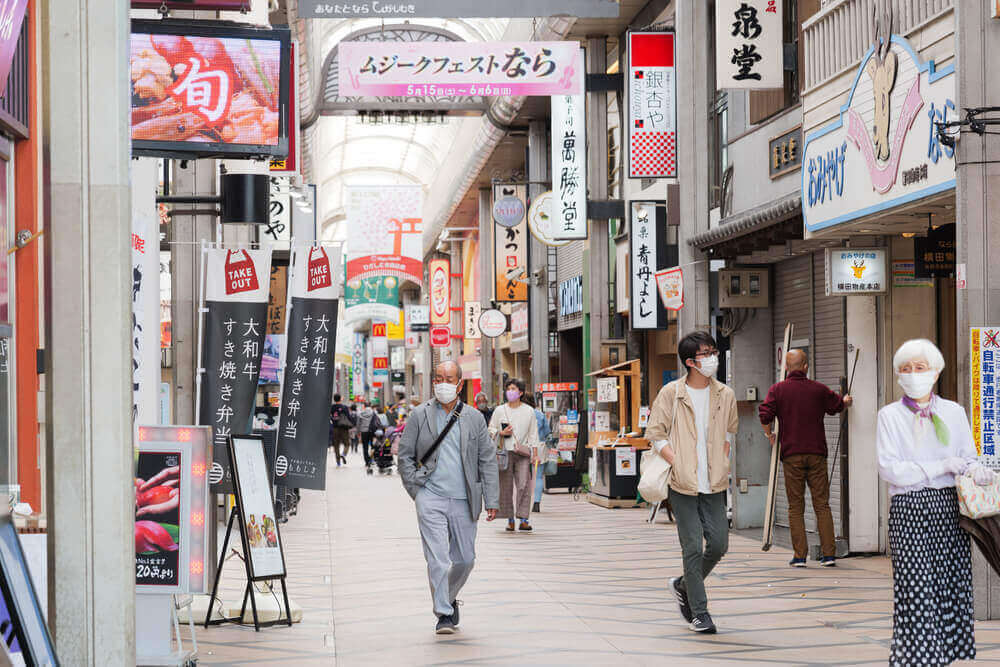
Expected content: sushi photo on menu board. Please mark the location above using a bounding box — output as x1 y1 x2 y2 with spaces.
229 435 286 580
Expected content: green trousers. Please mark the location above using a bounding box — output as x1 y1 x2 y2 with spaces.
668 487 728 616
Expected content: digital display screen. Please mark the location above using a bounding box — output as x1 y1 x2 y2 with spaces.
130 20 289 158
135 450 182 588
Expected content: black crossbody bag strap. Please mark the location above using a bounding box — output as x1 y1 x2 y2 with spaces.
417 402 463 468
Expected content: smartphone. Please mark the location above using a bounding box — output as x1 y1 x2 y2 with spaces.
501 422 510 431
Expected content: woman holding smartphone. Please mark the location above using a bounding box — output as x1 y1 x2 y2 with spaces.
489 378 540 531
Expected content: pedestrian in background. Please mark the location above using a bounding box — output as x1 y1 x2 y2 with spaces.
877 338 993 665
474 392 493 426
358 401 377 470
398 360 499 635
329 394 354 467
646 331 738 635
759 349 852 567
348 403 360 453
523 395 552 513
489 378 539 532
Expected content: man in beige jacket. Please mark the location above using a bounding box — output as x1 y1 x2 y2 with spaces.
645 331 738 635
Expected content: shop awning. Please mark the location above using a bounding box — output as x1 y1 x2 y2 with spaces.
688 193 802 259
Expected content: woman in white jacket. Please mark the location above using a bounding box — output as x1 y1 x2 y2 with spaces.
876 339 994 666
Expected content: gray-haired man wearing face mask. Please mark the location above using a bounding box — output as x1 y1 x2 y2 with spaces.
397 360 500 634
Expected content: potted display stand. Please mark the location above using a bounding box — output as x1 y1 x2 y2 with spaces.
586 359 650 508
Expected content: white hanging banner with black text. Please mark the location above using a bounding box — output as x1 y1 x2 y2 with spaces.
275 244 340 490
715 0 783 90
630 201 674 329
200 246 273 493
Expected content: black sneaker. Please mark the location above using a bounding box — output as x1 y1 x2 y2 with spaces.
789 558 807 568
670 577 693 623
820 556 836 567
532 501 540 513
435 614 456 634
689 612 717 634
451 600 461 626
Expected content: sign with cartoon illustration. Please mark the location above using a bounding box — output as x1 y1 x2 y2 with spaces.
801 31 956 233
825 248 887 295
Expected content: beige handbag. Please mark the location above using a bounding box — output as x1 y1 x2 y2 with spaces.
957 472 1000 519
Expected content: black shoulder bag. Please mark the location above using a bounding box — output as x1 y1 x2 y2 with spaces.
416 402 463 469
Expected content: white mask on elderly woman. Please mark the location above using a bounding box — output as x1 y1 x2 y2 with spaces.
897 371 938 400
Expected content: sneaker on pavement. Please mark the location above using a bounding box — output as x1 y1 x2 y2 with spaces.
532 501 540 513
506 519 515 532
451 600 461 626
689 612 717 634
670 576 692 622
789 558 807 568
435 615 456 634
820 556 836 567
519 520 532 531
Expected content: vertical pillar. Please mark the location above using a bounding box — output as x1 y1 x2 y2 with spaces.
955 2 1000 619
478 189 495 401
41 0 134 661
675 0 713 338
587 37 609 375
528 120 549 393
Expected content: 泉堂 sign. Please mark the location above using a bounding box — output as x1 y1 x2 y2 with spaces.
715 0 783 90
801 35 956 233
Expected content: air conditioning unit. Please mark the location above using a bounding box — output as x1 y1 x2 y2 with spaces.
718 269 769 308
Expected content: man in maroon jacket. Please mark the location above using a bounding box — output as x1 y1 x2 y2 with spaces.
759 349 852 567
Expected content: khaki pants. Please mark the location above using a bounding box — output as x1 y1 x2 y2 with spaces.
498 451 532 520
782 454 835 559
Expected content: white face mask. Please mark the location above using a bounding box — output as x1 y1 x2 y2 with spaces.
897 371 938 400
434 382 458 404
695 354 719 378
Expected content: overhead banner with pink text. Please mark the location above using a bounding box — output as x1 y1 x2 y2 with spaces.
346 185 424 286
338 41 584 98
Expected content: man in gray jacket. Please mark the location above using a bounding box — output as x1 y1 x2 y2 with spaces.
398 360 499 634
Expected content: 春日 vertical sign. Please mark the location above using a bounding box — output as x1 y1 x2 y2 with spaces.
628 32 677 179
551 91 587 240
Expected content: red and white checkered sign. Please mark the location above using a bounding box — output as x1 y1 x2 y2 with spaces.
628 32 677 179
630 131 676 178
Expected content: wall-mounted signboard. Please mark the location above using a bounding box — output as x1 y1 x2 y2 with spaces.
130 20 291 159
301 0 619 18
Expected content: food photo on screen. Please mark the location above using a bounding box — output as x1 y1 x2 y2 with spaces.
130 24 287 152
135 452 182 587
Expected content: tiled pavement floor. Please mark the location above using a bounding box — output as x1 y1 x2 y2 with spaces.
191 453 1000 666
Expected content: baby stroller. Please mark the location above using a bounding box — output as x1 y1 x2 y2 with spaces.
372 424 403 474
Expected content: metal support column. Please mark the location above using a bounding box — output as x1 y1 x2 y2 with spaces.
478 188 496 401
41 0 134 661
528 120 550 394
587 37 610 379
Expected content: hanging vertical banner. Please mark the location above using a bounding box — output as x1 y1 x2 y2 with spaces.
346 185 424 285
971 327 1000 466
132 159 161 427
274 244 339 490
429 259 450 325
551 92 588 240
200 247 273 493
628 32 677 179
493 184 529 302
716 0 783 90
655 266 684 311
351 332 365 399
630 202 667 329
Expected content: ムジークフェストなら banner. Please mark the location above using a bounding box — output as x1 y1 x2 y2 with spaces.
345 186 424 286
199 247 272 493
275 245 339 490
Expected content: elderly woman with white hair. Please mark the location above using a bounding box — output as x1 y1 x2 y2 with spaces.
877 338 995 666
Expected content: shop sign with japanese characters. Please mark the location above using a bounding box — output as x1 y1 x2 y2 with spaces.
478 308 507 338
825 249 887 295
493 185 528 302
628 32 677 179
199 247 272 494
429 259 450 326
351 332 365 398
716 0 783 90
801 36 956 233
526 190 570 247
510 303 529 353
300 0 619 19
768 127 801 179
914 224 956 278
338 41 584 98
492 185 525 228
655 266 684 311
345 185 423 285
406 304 430 332
464 302 481 340
971 328 1000 466
274 244 339 490
631 202 671 328
551 93 588 239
